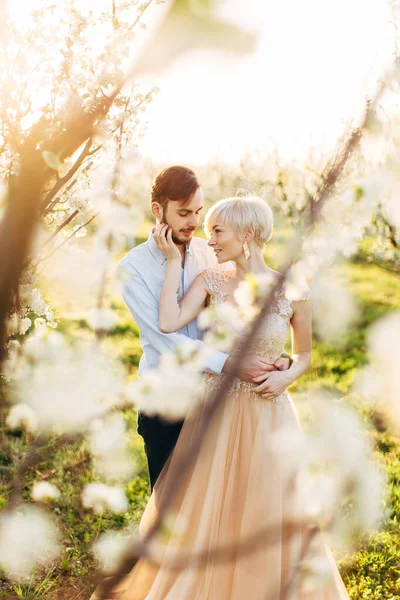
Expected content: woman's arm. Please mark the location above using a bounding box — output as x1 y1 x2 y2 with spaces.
120 259 229 374
154 224 209 333
285 297 312 381
253 298 312 400
159 264 209 333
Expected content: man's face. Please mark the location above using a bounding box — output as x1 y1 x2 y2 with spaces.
161 187 204 245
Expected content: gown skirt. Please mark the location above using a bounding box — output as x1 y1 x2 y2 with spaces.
90 378 350 600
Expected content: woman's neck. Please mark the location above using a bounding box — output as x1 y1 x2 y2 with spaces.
234 248 273 281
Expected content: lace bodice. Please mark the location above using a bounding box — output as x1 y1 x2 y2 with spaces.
202 268 311 404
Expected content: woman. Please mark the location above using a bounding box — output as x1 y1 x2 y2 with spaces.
94 196 349 599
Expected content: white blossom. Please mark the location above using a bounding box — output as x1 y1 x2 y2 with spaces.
82 483 128 514
358 312 400 426
233 279 255 310
96 200 143 249
24 288 47 316
126 350 203 421
311 272 357 345
197 306 215 330
175 339 214 370
93 531 131 574
269 396 385 538
8 313 20 336
198 301 246 353
0 506 59 580
44 309 57 328
34 317 48 336
23 331 66 363
6 403 38 432
89 414 135 481
250 270 278 299
31 482 61 502
69 196 90 212
13 339 125 433
19 317 32 335
285 257 316 300
300 555 334 594
87 307 119 332
3 340 22 380
41 244 111 303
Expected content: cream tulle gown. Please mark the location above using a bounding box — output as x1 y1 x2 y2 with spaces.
91 269 349 600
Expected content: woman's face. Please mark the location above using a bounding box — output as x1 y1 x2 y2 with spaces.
207 220 244 263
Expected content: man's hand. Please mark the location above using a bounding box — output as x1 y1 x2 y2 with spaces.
223 354 278 384
253 371 293 401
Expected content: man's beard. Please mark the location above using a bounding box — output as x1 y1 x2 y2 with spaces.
162 220 195 245
172 234 185 245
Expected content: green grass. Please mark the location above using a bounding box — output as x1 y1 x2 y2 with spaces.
1 259 400 598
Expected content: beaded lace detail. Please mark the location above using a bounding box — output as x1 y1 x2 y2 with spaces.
203 269 233 305
201 269 311 406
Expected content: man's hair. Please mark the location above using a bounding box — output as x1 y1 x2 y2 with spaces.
151 166 200 210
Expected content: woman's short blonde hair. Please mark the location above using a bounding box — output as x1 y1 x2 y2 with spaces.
204 195 273 247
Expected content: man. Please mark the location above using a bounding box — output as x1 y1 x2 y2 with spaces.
120 166 289 488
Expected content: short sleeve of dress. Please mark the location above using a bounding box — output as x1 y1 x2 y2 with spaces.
202 269 232 305
297 286 311 301
202 269 230 294
284 284 312 302
277 284 311 319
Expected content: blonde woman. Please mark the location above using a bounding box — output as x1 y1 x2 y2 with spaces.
95 196 349 599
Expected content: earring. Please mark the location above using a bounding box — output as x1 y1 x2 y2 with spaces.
243 240 250 260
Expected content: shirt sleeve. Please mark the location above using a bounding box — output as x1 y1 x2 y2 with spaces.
120 261 229 375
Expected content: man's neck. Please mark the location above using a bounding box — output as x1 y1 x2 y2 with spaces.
177 243 185 259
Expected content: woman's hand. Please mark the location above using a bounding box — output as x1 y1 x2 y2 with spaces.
253 370 293 401
153 224 181 262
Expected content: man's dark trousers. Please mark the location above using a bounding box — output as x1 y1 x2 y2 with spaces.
138 412 184 489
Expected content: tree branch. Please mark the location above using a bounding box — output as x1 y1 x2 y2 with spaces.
34 213 98 268
40 138 93 214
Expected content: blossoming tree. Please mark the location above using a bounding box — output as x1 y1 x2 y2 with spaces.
1 0 400 598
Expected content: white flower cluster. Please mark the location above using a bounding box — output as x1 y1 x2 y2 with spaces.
299 551 334 594
92 530 134 574
233 271 277 311
0 506 59 580
199 301 244 352
82 483 128 514
7 281 58 345
91 167 144 251
31 481 61 502
7 333 126 433
87 307 119 332
89 414 135 481
271 396 385 543
311 270 358 345
356 312 400 427
99 202 143 245
126 340 207 421
41 243 111 304
295 181 378 272
6 402 38 432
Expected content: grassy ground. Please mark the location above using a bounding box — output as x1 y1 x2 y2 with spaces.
1 259 400 599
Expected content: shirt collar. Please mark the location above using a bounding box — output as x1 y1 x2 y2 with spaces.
147 231 194 266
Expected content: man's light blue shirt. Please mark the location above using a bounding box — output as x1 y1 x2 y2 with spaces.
119 234 232 376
